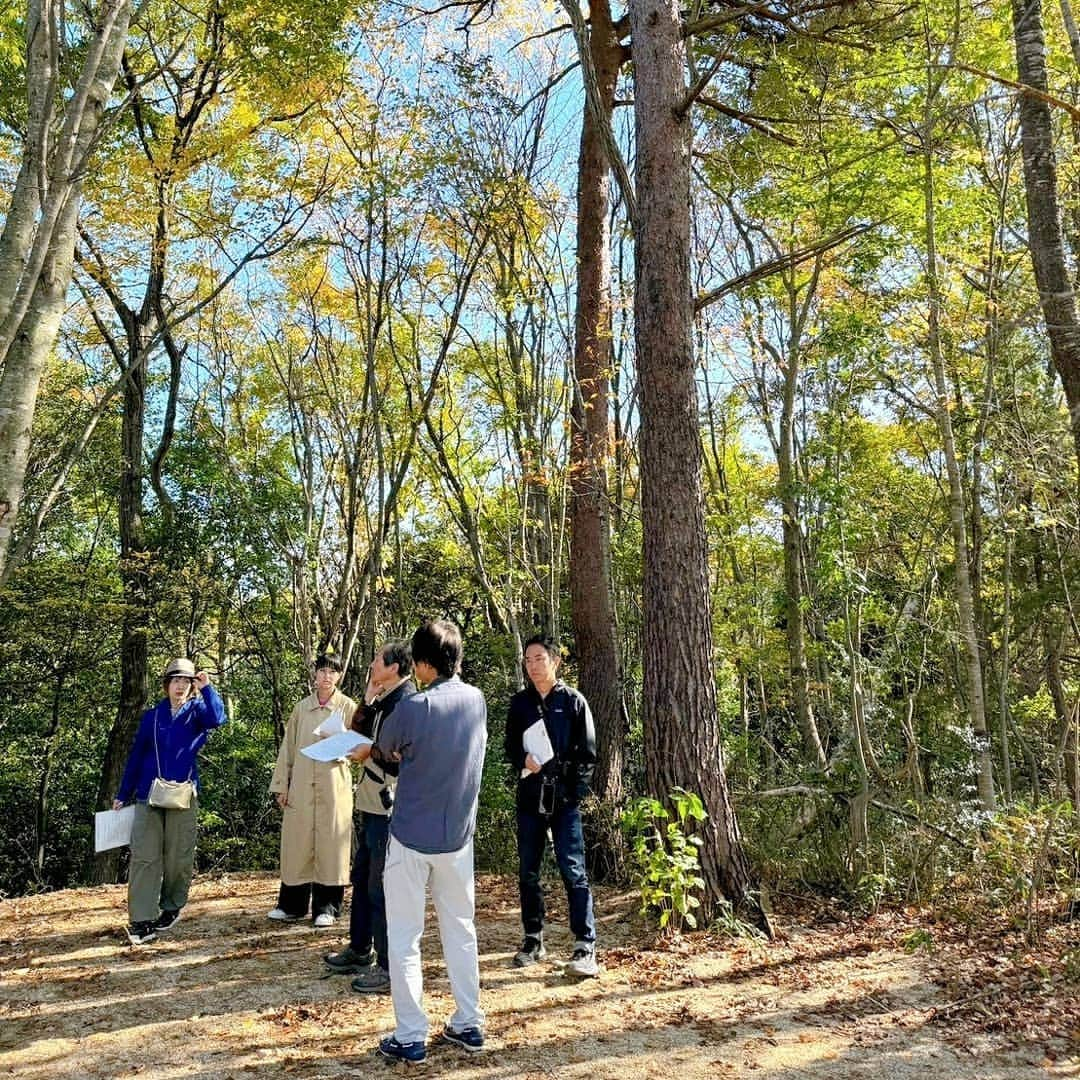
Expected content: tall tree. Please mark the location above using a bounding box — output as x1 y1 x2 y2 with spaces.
629 0 767 929
1011 0 1080 473
86 0 346 876
564 0 630 802
0 0 132 581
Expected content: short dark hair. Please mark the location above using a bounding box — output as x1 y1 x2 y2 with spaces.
161 677 197 702
380 640 413 678
411 619 462 678
314 652 344 673
523 634 560 660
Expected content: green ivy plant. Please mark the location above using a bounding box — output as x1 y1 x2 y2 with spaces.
620 787 708 933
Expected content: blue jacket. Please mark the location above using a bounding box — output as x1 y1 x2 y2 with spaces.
375 675 487 854
116 685 227 803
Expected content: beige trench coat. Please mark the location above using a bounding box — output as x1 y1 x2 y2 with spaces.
269 690 358 886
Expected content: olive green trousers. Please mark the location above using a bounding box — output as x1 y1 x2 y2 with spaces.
128 798 198 923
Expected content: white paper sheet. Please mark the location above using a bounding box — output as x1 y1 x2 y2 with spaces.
95 806 135 852
313 710 347 737
521 719 555 778
301 730 371 762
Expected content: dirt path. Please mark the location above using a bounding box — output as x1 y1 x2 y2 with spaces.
0 872 1075 1078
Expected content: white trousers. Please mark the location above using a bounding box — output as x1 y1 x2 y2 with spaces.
384 835 485 1043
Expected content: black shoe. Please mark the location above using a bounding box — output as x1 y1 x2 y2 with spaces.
155 909 181 932
512 935 545 967
440 1024 484 1052
126 921 158 945
324 945 375 973
351 966 391 994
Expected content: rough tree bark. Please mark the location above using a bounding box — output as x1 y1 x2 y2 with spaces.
1012 0 1080 469
629 0 769 931
566 0 629 804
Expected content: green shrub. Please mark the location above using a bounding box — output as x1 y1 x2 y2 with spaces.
620 787 707 932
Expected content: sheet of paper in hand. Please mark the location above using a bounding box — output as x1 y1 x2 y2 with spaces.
313 710 347 737
301 730 371 763
521 719 555 778
95 806 135 852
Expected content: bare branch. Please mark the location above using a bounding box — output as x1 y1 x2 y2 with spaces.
694 222 876 312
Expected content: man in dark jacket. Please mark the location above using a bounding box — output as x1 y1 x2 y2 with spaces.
323 640 414 994
504 635 598 978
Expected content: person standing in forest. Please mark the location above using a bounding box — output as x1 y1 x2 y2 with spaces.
505 635 599 977
112 658 226 944
268 653 357 926
355 619 487 1063
323 640 415 994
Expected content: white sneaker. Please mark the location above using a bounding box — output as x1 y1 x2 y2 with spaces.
313 912 336 928
566 941 598 978
267 907 302 922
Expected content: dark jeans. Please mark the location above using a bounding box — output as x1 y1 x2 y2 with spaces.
349 811 390 967
517 800 595 943
276 881 345 918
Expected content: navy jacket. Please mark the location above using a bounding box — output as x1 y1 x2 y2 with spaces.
505 681 596 808
116 685 227 803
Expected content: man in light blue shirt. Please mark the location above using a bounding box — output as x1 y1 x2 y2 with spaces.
364 619 487 1063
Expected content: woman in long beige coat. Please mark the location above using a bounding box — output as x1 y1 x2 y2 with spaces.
268 653 358 926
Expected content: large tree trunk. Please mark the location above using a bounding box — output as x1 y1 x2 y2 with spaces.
629 0 768 931
0 0 132 581
1012 0 1080 468
569 0 627 804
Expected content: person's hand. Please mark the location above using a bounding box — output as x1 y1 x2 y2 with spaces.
195 670 210 691
525 753 542 774
275 792 288 810
347 743 372 763
112 799 124 811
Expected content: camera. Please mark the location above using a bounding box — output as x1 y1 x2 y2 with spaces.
538 775 557 816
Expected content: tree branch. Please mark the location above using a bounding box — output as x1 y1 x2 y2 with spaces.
694 222 876 312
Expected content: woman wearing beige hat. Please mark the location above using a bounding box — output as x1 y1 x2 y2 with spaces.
112 658 227 944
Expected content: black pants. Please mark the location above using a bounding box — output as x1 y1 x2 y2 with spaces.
276 881 345 918
349 811 391 966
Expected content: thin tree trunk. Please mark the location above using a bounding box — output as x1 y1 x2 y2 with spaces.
923 109 996 811
629 0 768 932
34 666 66 882
90 327 150 883
999 529 1014 802
778 342 827 769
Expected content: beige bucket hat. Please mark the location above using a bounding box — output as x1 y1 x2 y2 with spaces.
163 657 196 679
